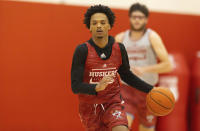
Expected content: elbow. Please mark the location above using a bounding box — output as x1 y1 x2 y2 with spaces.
72 88 79 94
71 82 79 94
165 61 173 72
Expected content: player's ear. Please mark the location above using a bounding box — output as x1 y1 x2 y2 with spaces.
89 26 92 32
108 24 111 30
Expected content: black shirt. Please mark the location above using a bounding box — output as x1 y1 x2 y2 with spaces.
71 36 153 95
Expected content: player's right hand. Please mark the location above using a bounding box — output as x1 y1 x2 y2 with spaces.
95 75 114 92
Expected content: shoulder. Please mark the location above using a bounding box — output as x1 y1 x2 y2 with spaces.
115 31 126 43
74 43 88 55
118 42 125 49
75 43 87 51
148 30 165 49
76 43 87 50
149 29 162 40
117 42 126 53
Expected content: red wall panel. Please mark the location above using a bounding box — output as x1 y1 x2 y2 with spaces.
0 1 199 130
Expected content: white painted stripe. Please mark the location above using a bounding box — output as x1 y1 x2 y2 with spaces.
8 0 200 15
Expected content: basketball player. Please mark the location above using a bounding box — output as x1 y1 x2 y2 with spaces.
71 5 158 131
115 3 172 131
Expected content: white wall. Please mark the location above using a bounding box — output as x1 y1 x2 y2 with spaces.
10 0 200 15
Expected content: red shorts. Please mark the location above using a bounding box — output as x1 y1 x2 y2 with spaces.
121 84 157 127
79 101 128 131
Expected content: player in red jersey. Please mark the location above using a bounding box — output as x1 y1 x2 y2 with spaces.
71 5 156 131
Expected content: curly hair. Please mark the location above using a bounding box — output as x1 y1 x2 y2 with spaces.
129 3 149 17
84 4 115 29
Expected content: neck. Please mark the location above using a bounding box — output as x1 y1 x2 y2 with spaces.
92 35 109 48
130 29 145 41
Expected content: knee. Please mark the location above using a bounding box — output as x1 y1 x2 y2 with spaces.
112 125 129 131
139 124 155 131
126 113 134 128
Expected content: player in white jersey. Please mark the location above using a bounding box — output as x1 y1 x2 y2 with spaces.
115 3 172 131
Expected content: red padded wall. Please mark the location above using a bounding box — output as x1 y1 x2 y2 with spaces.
0 1 200 130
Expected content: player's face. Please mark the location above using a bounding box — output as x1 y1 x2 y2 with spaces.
90 13 111 39
130 11 148 31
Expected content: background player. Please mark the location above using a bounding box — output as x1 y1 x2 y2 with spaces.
71 4 159 131
115 3 172 131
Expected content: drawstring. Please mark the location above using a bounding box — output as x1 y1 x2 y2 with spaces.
94 104 98 115
94 104 105 115
101 104 105 111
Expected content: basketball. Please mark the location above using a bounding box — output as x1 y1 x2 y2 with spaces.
146 87 175 116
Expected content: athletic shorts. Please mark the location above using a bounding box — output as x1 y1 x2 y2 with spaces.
121 84 157 127
79 101 128 131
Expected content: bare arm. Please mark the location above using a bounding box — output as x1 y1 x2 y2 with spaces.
140 31 172 74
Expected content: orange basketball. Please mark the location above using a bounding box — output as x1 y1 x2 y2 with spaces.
146 87 175 116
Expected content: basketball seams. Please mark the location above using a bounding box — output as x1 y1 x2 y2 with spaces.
146 96 163 116
151 90 174 106
149 93 172 110
146 88 175 116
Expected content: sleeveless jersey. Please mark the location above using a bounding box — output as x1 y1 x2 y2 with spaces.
78 42 122 104
122 28 158 85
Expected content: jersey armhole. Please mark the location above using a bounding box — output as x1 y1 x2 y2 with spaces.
117 42 124 66
82 42 89 67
